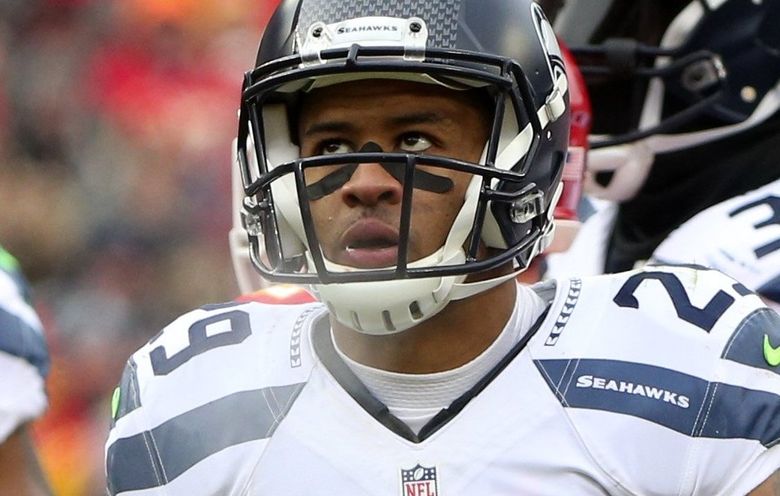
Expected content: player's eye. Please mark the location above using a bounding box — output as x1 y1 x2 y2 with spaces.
320 140 353 155
399 134 433 153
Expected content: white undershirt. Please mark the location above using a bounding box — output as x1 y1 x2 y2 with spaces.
333 284 547 434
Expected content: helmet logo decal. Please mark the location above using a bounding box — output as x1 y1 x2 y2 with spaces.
531 3 566 82
299 16 430 65
336 23 400 34
305 142 454 200
296 0 460 48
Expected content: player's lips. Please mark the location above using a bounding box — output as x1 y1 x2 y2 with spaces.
339 219 400 268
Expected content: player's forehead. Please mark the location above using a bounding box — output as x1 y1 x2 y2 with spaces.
298 79 489 133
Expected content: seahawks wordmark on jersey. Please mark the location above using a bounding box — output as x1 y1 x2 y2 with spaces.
0 247 49 442
106 266 780 495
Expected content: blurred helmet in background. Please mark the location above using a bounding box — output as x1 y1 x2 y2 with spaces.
554 0 780 201
548 38 591 252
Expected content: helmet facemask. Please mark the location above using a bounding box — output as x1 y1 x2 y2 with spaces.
236 5 569 334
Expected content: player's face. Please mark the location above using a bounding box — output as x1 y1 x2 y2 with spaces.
298 80 490 269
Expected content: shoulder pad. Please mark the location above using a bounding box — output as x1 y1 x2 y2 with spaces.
106 301 324 494
122 301 322 417
533 267 780 494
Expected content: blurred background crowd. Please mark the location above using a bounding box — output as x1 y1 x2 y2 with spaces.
0 0 277 493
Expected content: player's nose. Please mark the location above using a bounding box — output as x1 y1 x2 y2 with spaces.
341 162 403 207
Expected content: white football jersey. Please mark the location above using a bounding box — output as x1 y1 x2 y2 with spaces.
0 247 49 442
105 266 780 495
652 178 780 311
545 179 780 312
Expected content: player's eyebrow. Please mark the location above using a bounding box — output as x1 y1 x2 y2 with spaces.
302 121 355 137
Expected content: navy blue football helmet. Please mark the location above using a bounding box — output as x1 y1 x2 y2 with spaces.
235 0 570 333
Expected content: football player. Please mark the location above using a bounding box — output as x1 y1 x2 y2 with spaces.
543 0 780 313
0 245 52 495
105 0 780 494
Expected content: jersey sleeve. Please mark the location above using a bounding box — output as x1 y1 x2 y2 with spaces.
615 266 780 494
620 266 780 495
0 248 49 443
704 293 780 494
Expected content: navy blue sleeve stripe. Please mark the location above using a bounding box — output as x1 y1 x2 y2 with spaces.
759 275 780 303
535 359 780 446
697 381 780 446
106 383 305 494
112 359 142 425
756 239 780 259
722 308 780 374
0 307 50 377
0 248 35 305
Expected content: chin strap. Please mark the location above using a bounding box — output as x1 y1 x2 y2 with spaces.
448 182 561 301
447 225 554 301
447 268 525 301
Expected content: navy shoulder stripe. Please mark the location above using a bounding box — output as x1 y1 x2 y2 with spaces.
535 359 780 446
723 308 780 374
111 358 141 425
0 253 33 304
107 383 305 494
759 275 780 304
0 306 49 377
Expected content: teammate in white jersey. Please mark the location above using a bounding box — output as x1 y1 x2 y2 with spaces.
542 0 780 311
0 245 52 495
105 0 780 494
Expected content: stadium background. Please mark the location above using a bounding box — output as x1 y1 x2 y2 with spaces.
0 0 279 493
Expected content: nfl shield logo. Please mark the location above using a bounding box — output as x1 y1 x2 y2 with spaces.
400 464 439 496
